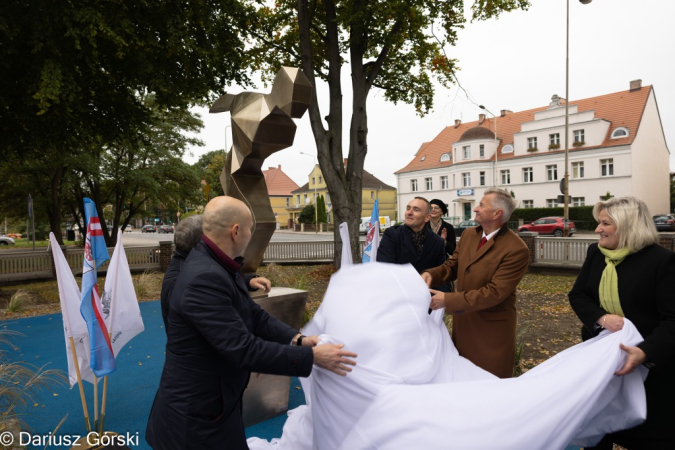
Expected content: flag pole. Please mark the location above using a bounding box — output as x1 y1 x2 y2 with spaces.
93 376 99 432
69 336 92 433
100 375 109 434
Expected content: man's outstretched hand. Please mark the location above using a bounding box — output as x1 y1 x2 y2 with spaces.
313 343 357 376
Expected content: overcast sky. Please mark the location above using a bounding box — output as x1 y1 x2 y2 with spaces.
184 0 675 189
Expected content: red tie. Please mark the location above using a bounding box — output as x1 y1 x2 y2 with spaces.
478 236 487 250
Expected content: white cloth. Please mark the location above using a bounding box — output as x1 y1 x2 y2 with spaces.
248 263 647 450
102 229 145 356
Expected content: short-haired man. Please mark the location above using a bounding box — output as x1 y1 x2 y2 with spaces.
423 188 529 378
147 196 357 449
376 197 447 290
160 214 271 330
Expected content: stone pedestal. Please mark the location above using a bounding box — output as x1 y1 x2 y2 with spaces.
242 287 308 427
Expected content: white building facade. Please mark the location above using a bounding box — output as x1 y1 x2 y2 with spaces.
395 81 670 221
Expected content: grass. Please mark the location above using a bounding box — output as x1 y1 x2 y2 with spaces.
0 330 67 442
6 290 34 313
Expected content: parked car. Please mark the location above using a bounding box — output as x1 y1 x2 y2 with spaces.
158 225 174 234
124 224 134 231
141 225 156 233
0 235 16 246
455 220 479 236
518 217 576 237
653 214 675 232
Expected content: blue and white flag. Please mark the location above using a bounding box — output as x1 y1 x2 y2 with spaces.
362 200 380 263
80 198 115 377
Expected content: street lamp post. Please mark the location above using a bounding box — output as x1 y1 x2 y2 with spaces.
479 105 498 188
299 152 318 233
564 0 593 237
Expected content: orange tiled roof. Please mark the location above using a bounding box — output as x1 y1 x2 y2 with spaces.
395 86 652 174
263 165 300 196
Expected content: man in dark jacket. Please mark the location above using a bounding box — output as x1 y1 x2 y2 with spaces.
160 214 271 330
377 197 447 290
146 196 357 450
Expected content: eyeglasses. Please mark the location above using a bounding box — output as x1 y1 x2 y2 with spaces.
430 206 442 211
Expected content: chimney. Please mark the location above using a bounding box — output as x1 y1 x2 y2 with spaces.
278 164 281 169
500 109 512 117
269 167 275 171
629 79 642 91
479 114 485 125
454 119 461 128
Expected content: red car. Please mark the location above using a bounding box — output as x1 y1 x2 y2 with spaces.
518 217 576 237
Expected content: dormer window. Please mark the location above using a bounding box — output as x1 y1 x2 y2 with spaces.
611 127 629 139
440 153 450 162
502 144 514 153
421 156 426 161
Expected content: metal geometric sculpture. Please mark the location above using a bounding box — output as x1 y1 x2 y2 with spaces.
210 67 311 274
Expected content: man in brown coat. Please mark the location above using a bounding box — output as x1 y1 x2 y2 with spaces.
422 188 529 378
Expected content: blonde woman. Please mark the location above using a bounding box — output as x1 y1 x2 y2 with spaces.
569 196 675 449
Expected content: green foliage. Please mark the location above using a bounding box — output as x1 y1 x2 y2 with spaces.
316 195 328 223
0 0 251 159
193 150 227 198
510 206 595 230
298 204 316 224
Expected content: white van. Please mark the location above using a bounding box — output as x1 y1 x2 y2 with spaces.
359 216 391 234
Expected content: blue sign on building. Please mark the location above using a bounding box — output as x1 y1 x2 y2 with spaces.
457 189 474 196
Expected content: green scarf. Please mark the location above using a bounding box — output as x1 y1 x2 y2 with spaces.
597 245 632 317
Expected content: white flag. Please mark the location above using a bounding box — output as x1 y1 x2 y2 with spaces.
102 229 144 356
50 233 95 387
339 222 353 267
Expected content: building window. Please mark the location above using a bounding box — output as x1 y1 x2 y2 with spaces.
502 144 514 153
528 137 538 149
611 127 629 139
370 191 374 199
574 129 585 143
318 176 322 183
501 169 511 185
462 173 471 187
547 165 558 181
479 171 485 186
572 197 585 207
425 177 433 190
441 176 449 190
547 199 557 208
440 153 450 162
312 177 315 185
479 145 485 158
572 162 584 179
286 198 290 207
421 156 426 161
296 195 300 204
463 145 471 159
523 167 533 183
304 194 308 203
550 133 560 145
411 179 418 192
523 200 534 208
601 159 614 177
